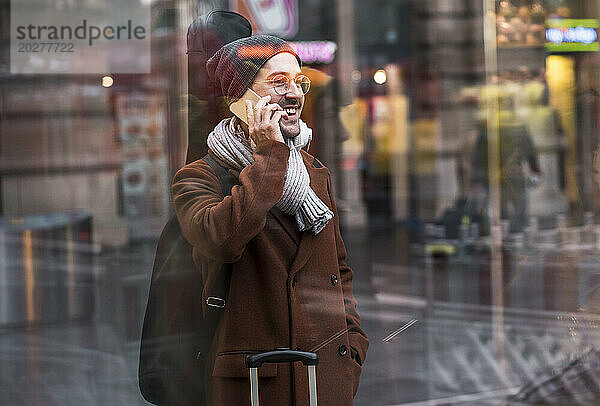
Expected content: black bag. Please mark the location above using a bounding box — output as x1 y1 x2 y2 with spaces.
139 10 251 405
138 155 237 405
440 194 489 239
186 10 252 164
138 215 206 405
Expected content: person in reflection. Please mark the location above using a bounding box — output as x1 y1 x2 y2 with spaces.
472 94 542 233
171 35 368 405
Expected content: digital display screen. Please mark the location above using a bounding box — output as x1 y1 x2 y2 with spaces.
546 18 599 52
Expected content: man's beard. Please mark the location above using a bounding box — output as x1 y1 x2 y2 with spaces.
279 120 300 138
278 100 301 138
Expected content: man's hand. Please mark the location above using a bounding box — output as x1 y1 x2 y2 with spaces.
246 95 286 145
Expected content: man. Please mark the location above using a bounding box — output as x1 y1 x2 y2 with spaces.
472 95 541 233
171 35 368 405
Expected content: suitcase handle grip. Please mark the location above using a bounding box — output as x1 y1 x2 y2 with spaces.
246 349 318 368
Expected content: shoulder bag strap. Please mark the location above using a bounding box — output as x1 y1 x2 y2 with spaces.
200 153 237 310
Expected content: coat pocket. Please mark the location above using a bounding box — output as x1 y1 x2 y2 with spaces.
308 330 359 405
347 346 362 397
212 352 278 378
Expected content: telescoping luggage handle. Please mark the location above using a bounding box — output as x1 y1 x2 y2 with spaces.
246 349 319 406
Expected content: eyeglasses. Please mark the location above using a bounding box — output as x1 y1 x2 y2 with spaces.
267 74 311 95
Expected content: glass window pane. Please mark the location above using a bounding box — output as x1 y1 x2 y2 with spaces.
2 1 600 404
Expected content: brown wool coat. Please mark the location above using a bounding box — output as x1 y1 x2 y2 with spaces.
172 139 369 405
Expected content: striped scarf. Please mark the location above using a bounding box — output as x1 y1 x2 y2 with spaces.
207 118 333 234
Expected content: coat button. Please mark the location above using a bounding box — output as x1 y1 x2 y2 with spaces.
338 345 347 356
330 274 338 286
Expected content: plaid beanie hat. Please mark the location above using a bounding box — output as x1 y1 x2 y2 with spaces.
206 34 300 101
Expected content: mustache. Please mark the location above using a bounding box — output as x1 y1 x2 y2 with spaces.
278 101 300 108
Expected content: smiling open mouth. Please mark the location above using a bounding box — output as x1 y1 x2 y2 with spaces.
282 105 299 120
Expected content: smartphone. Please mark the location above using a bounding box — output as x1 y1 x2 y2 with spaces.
229 88 262 125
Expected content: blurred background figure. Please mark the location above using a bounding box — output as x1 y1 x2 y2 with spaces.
471 94 542 232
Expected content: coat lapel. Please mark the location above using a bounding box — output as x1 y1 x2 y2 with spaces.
269 206 300 246
225 150 330 277
288 152 330 278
